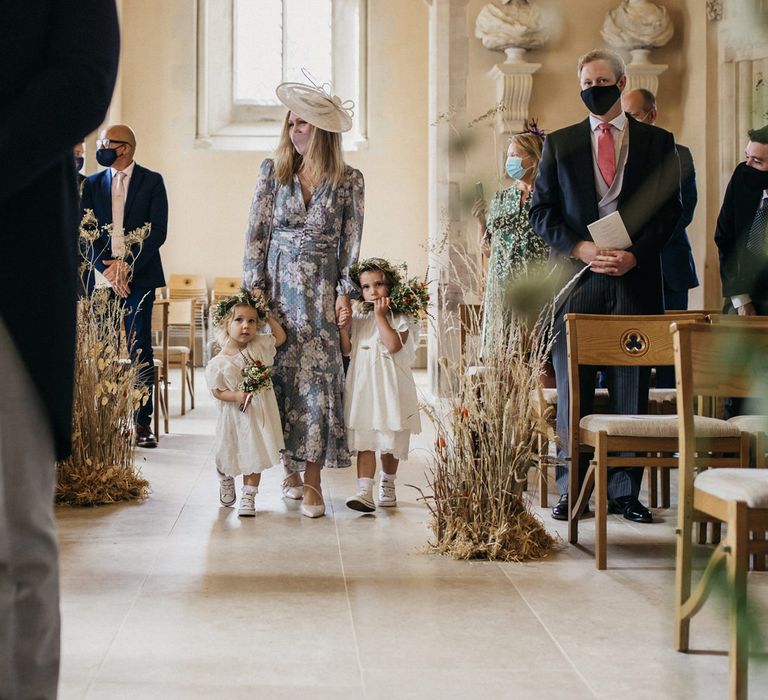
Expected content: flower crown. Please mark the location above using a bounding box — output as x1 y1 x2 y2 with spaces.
211 288 270 326
350 257 403 289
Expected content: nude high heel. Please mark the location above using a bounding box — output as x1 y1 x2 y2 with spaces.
300 483 325 518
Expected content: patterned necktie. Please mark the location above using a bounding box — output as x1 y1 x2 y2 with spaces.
597 122 616 188
111 170 127 258
746 196 768 254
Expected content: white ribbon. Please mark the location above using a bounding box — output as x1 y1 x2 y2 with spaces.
299 68 355 119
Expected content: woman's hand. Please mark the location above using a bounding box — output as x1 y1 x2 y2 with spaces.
336 295 352 329
250 287 264 298
336 306 351 328
373 297 391 318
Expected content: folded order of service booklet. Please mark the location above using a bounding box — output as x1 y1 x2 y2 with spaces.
587 211 632 249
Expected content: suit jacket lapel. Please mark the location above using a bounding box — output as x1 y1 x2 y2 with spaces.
619 117 643 205
123 164 142 225
102 168 113 220
573 119 599 224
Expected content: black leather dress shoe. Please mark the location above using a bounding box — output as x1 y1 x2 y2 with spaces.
136 424 158 448
608 496 652 523
552 494 591 521
551 494 569 521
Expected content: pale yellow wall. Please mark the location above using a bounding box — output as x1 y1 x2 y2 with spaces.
463 0 710 308
112 0 429 285
106 0 718 304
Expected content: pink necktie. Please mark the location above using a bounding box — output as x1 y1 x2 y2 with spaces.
597 123 616 188
111 171 127 258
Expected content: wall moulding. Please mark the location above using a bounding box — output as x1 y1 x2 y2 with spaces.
624 48 667 94
707 0 723 22
488 51 541 136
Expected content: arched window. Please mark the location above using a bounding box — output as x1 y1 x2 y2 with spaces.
197 0 367 151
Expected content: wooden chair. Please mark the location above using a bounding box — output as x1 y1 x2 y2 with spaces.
672 321 768 700
150 299 170 435
210 276 242 304
565 313 747 570
535 380 678 509
168 273 208 366
166 299 194 414
709 315 768 469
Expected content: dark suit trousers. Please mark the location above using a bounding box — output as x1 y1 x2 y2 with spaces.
655 286 689 388
723 300 767 418
120 287 155 428
553 271 650 498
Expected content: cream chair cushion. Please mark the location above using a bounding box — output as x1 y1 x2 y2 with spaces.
580 414 740 438
537 387 675 406
695 469 768 508
727 415 768 434
648 388 677 403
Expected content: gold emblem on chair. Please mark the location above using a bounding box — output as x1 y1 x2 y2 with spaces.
620 329 649 357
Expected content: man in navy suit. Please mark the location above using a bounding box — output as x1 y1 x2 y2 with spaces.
81 124 168 447
530 49 681 523
0 2 118 696
715 125 768 316
622 88 699 388
715 125 768 418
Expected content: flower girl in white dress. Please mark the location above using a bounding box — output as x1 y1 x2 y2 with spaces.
340 259 427 512
205 290 287 516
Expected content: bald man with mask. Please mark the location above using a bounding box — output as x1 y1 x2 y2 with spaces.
81 124 168 447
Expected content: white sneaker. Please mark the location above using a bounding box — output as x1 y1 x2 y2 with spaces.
219 476 236 507
238 489 257 517
346 489 376 513
378 479 397 507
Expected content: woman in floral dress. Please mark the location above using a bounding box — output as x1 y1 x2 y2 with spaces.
474 130 549 358
243 81 363 518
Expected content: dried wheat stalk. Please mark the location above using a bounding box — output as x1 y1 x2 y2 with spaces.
55 213 151 506
415 252 558 561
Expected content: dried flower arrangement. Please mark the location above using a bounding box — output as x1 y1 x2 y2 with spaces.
56 209 151 506
415 253 559 561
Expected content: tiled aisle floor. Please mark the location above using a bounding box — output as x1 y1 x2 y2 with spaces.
57 371 768 699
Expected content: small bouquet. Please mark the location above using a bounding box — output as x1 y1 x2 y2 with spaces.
237 359 272 412
389 277 430 321
238 360 272 395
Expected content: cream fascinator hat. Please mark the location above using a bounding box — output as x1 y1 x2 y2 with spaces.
275 70 354 134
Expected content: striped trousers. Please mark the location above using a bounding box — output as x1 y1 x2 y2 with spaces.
552 270 652 498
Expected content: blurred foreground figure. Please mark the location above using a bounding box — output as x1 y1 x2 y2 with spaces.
0 2 119 697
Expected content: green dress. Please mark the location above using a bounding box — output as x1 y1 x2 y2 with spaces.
480 186 549 355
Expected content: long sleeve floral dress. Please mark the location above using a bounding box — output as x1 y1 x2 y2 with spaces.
243 158 364 469
480 185 549 356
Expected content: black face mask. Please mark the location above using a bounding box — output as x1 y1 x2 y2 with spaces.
741 161 768 191
74 156 84 172
95 147 118 167
580 84 621 116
